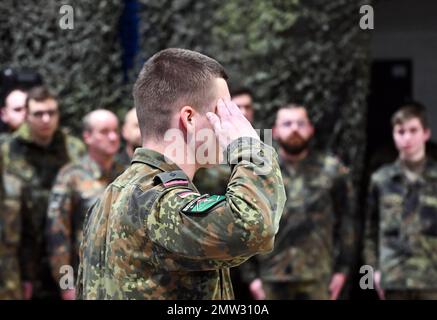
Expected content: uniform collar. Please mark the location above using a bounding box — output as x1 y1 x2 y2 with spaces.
278 148 319 171
391 157 437 180
131 148 182 173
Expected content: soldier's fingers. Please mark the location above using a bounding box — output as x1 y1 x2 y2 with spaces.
206 112 222 133
227 100 243 117
216 98 231 119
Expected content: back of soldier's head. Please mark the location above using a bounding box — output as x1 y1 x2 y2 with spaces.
391 102 429 130
133 48 228 140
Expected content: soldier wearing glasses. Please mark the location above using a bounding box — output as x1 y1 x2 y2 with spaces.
0 86 85 299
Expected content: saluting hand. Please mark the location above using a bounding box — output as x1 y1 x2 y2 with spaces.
206 98 259 150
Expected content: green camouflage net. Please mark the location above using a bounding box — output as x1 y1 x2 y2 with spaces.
0 0 129 133
137 0 371 186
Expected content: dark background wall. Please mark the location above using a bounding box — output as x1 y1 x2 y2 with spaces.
371 0 437 142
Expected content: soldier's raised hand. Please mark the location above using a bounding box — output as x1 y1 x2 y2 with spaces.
206 98 259 150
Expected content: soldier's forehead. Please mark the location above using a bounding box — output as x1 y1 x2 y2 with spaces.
28 98 58 110
277 108 308 120
89 111 119 127
394 117 424 129
6 90 27 106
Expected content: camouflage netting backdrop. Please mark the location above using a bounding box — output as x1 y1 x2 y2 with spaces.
0 0 130 133
0 0 371 185
138 0 371 186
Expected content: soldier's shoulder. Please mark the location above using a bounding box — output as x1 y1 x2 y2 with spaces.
0 135 27 168
111 163 190 194
56 159 89 179
65 133 85 148
63 131 86 157
318 151 349 175
425 158 437 177
109 167 193 216
1 133 21 152
371 162 398 183
0 132 11 146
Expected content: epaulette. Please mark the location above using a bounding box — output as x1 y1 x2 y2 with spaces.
153 170 190 188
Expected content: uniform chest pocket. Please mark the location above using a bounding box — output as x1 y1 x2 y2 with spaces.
380 206 401 238
304 177 331 207
380 194 403 220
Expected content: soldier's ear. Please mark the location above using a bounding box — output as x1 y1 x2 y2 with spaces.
424 128 431 141
309 124 315 136
179 106 195 133
82 130 92 144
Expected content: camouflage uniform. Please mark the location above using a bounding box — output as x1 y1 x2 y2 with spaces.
193 165 231 195
364 158 437 299
194 164 251 299
1 123 85 299
0 132 12 146
0 154 23 299
241 150 356 300
77 137 286 300
46 155 126 289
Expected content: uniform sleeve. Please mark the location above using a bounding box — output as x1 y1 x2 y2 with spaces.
144 137 286 271
46 168 75 285
332 163 357 276
19 190 35 283
363 175 379 269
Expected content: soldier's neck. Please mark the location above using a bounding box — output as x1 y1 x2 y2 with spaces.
280 148 309 164
32 134 53 147
143 140 197 180
399 148 426 165
399 152 426 176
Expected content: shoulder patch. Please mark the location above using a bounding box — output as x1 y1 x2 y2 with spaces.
181 195 226 214
154 170 189 188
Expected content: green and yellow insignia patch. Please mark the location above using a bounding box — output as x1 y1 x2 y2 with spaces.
181 195 226 214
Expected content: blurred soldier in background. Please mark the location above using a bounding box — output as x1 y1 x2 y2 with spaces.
46 109 125 300
230 87 254 123
0 89 27 144
364 103 437 300
243 104 356 300
0 155 23 299
1 86 85 299
116 107 141 167
0 68 42 136
0 89 28 298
